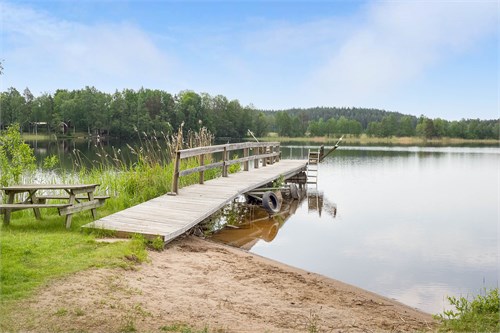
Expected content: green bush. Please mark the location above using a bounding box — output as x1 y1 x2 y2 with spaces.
0 123 36 187
434 288 499 332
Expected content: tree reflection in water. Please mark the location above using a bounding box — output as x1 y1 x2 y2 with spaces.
205 187 337 250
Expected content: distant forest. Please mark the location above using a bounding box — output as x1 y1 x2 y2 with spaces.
0 86 498 140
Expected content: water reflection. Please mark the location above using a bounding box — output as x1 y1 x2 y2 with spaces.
208 189 337 251
307 189 337 218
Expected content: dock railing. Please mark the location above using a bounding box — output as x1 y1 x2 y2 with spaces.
170 142 280 195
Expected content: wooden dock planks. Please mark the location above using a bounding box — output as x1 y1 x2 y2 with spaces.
83 159 307 242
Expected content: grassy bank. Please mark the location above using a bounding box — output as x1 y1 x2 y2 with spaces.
0 214 148 302
1 126 217 311
259 133 500 145
21 132 94 141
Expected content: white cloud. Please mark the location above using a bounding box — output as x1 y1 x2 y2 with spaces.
306 1 498 108
243 18 346 55
1 2 175 93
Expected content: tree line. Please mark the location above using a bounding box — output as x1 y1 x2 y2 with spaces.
0 87 268 139
268 108 499 139
0 86 498 140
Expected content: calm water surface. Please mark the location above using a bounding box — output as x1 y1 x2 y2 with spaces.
214 146 499 314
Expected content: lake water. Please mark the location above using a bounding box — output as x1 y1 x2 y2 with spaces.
211 145 499 314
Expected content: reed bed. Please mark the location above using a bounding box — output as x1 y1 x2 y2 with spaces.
69 125 218 211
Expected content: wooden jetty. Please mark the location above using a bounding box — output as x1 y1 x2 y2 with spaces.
83 142 308 242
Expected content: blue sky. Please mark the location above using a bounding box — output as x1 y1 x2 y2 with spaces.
1 0 498 120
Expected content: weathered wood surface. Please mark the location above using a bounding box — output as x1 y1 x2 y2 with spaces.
0 203 70 212
171 141 280 194
84 159 306 242
58 199 106 215
0 184 105 227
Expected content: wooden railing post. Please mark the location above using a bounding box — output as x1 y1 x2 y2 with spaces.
269 145 275 165
254 147 259 169
222 146 228 177
262 146 267 167
168 151 181 195
243 148 249 171
199 154 205 184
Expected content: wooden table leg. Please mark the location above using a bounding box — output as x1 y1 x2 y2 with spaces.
3 192 15 225
65 192 76 229
30 190 42 220
88 191 97 220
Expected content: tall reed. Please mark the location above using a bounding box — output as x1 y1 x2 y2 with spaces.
70 125 218 212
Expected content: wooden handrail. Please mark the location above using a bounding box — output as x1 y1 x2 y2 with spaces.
169 142 280 195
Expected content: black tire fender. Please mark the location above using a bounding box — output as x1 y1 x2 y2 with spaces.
262 191 281 214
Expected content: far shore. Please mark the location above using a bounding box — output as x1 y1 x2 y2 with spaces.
20 132 500 146
259 134 500 146
2 236 435 333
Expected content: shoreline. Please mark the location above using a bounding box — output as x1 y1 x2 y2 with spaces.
258 134 500 146
2 235 435 332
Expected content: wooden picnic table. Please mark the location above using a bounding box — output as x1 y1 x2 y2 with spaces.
0 184 109 228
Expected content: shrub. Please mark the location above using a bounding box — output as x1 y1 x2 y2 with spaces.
0 123 36 187
434 288 499 332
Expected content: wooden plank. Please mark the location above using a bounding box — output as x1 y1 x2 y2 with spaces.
179 161 224 176
94 216 184 230
0 184 99 191
89 220 168 235
225 152 279 166
179 144 227 158
0 204 71 208
36 195 110 200
58 200 104 215
0 203 70 213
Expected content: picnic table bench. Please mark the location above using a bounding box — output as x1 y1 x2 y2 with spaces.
0 184 109 228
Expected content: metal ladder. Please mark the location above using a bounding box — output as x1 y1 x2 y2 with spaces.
306 149 320 185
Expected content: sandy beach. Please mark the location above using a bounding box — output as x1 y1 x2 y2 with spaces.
4 236 435 332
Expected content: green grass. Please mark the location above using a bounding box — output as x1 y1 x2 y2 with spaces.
0 213 148 303
434 288 499 332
